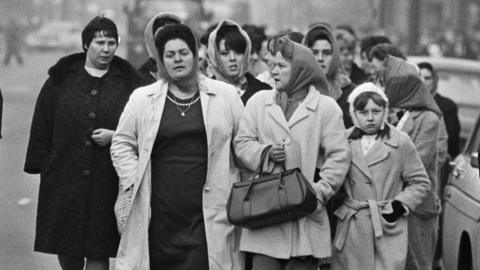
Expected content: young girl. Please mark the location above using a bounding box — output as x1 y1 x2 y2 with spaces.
331 83 431 270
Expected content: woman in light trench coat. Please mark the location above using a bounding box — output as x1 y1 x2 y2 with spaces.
233 37 351 269
331 83 431 270
110 24 244 270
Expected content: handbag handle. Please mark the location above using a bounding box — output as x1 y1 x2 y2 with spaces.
243 145 272 201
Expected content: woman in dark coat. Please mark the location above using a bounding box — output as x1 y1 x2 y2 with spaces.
24 16 143 270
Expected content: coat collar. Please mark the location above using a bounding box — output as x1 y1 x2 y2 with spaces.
144 75 217 98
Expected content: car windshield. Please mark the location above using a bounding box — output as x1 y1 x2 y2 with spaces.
437 70 480 106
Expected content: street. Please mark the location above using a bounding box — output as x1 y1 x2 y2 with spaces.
0 50 66 270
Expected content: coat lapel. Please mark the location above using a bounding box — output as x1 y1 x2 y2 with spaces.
364 140 389 167
265 91 291 134
199 85 213 150
288 87 319 129
350 139 374 180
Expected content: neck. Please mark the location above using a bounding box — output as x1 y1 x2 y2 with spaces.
168 83 198 99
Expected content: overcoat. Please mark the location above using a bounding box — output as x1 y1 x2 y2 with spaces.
24 53 143 257
233 87 351 260
110 76 245 270
331 126 431 270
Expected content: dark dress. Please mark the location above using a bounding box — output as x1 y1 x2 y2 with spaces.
24 53 143 257
149 91 209 270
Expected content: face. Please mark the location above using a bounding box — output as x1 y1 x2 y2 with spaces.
419 68 435 95
355 99 386 134
271 52 292 91
311 39 333 74
360 51 373 74
339 48 354 72
371 56 385 74
218 39 245 77
162 39 194 80
85 33 118 70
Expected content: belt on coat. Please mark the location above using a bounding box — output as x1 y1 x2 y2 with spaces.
334 197 388 251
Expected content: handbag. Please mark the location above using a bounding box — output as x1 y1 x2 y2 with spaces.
227 145 318 229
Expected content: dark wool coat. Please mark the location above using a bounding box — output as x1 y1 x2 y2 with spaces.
241 72 272 104
24 53 143 257
137 57 157 85
434 93 461 158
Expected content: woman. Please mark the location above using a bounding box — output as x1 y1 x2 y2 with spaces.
111 24 244 270
24 16 143 270
233 37 351 270
380 56 443 270
207 20 271 104
303 23 355 128
331 83 431 270
137 12 182 84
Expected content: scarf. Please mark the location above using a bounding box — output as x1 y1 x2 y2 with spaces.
271 37 328 120
207 20 251 87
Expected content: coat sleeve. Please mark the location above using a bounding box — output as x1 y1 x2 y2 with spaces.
110 92 140 191
233 95 270 172
412 112 440 168
24 78 56 174
315 101 351 203
395 135 431 211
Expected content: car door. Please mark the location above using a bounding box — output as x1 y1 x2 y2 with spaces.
443 115 480 270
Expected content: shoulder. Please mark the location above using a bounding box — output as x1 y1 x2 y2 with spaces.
316 89 342 111
199 75 238 99
110 56 144 85
130 80 165 101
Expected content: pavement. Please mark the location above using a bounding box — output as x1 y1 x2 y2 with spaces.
1 50 71 270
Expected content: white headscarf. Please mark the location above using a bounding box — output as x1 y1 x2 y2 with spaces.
348 82 389 131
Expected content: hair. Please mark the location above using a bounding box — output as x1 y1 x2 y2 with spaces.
303 28 331 48
352 91 390 139
417 62 435 75
335 24 357 38
359 35 391 55
242 24 267 54
82 16 118 51
154 24 197 62
334 29 356 52
199 23 218 47
152 17 180 36
215 25 247 54
287 31 304 44
369 43 406 61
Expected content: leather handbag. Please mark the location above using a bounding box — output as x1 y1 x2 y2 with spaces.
227 145 318 229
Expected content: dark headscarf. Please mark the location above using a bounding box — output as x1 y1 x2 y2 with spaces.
382 56 442 116
271 37 328 119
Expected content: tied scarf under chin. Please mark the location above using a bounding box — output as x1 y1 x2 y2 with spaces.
348 125 391 140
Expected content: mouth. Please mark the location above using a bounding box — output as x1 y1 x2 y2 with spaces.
173 66 185 71
228 65 238 71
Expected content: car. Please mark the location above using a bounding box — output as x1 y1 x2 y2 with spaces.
408 56 480 145
441 114 480 270
25 20 82 52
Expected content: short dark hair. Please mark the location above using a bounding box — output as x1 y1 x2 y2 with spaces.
82 16 118 51
286 31 304 44
154 24 197 62
353 91 387 111
360 35 391 55
417 62 435 74
215 25 247 54
369 43 406 61
199 23 218 47
242 24 267 54
152 17 180 36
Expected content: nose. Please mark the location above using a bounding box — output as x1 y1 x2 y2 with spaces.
367 112 374 121
271 65 279 75
229 51 236 61
174 53 182 62
316 52 324 62
102 43 109 52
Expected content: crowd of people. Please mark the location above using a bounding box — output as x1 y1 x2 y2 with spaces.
23 13 462 270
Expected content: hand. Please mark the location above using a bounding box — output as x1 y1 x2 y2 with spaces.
91 128 114 147
268 144 286 163
382 200 407 223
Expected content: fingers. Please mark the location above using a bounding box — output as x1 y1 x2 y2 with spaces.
269 144 286 162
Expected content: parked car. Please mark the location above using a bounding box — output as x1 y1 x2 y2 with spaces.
25 21 82 52
408 56 480 145
442 114 480 270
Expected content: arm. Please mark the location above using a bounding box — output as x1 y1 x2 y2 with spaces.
24 79 55 174
315 102 351 203
412 112 440 169
110 93 140 191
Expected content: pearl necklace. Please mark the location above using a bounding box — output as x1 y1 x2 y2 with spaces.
166 93 200 117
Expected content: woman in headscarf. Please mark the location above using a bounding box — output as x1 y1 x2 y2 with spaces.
207 20 271 105
303 23 355 128
233 37 351 270
331 83 430 270
137 12 182 84
111 23 244 270
380 55 443 270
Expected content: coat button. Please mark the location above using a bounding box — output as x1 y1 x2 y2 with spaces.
85 141 92 147
82 170 90 177
282 138 291 145
88 112 96 120
91 89 98 96
205 187 211 191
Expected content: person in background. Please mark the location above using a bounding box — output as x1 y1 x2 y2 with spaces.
234 36 350 270
111 23 245 270
331 83 430 270
24 16 143 270
334 27 368 85
198 23 218 78
3 18 24 66
303 23 355 127
359 35 391 80
242 24 269 76
256 31 304 88
418 62 460 158
380 56 443 270
207 20 271 105
137 12 182 84
369 43 406 75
